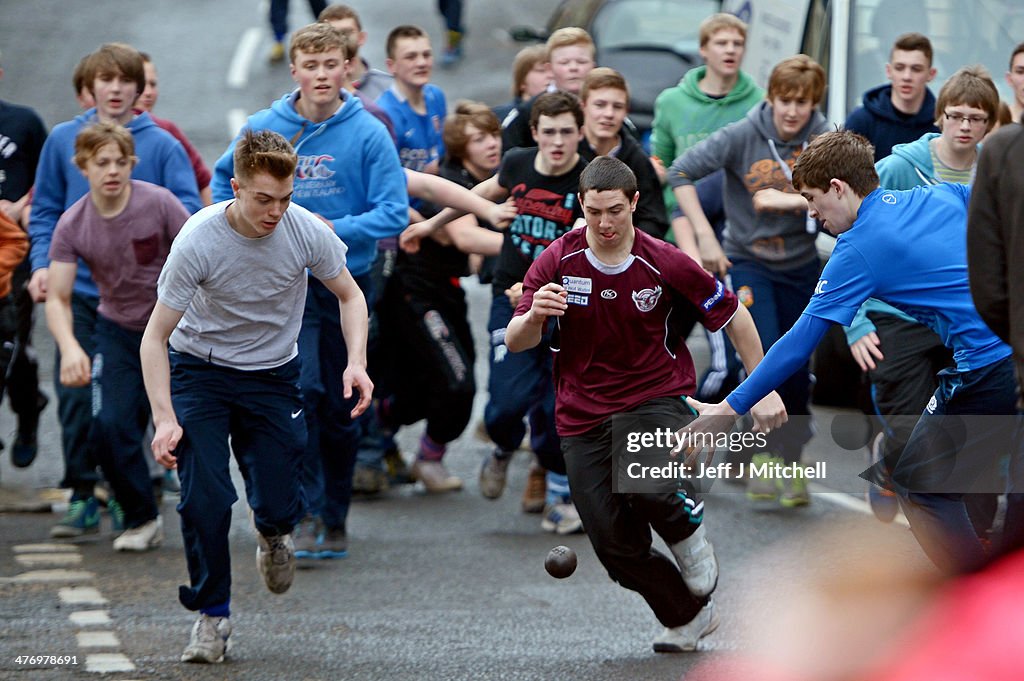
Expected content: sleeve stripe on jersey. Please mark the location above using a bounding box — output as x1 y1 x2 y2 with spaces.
633 255 662 276
560 247 587 262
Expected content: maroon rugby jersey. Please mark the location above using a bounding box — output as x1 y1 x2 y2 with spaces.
515 226 738 436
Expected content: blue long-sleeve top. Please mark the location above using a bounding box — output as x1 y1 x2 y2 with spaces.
28 109 201 297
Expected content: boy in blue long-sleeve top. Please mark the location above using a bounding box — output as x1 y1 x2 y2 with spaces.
684 130 1021 575
212 22 407 560
27 42 200 539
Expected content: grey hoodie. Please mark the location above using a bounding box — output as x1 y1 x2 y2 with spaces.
668 101 829 270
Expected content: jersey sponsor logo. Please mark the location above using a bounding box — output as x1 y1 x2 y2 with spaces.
813 279 828 295
926 395 937 414
600 289 617 300
701 280 725 310
566 293 589 306
881 193 897 205
562 276 592 294
631 285 662 312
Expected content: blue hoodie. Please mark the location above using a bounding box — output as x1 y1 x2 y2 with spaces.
844 84 939 162
213 90 407 277
28 109 201 297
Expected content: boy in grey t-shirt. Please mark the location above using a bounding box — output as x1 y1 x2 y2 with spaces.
140 130 372 665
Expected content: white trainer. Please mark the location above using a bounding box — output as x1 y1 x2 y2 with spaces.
652 598 720 653
112 516 164 552
541 501 584 535
669 524 719 597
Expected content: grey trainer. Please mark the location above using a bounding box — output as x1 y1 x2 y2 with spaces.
256 531 295 594
479 448 513 499
180 614 232 663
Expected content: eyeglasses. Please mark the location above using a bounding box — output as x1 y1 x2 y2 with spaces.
944 111 988 126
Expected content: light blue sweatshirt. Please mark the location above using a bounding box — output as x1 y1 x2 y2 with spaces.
212 89 407 277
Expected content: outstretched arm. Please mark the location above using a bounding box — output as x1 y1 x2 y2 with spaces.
319 267 373 418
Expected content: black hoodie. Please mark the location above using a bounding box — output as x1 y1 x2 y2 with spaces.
844 84 939 161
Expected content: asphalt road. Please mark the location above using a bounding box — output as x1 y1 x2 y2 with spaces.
0 1 933 679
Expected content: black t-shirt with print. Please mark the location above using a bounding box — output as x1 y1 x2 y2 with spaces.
492 147 586 296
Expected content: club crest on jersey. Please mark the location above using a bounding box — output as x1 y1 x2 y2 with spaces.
631 285 662 312
562 276 592 294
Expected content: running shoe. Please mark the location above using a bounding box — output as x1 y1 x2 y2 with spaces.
541 501 583 535
521 464 546 514
479 448 512 499
50 497 100 538
180 614 231 664
256 531 295 594
113 516 164 552
652 598 719 653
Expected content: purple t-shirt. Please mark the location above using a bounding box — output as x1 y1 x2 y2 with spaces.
49 180 189 331
516 227 738 436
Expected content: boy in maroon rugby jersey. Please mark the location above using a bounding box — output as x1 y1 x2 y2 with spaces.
506 156 785 652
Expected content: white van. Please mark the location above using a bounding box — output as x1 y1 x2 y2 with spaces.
722 0 1023 123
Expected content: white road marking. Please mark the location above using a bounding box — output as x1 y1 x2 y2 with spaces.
77 631 120 648
16 552 83 566
227 27 263 89
13 543 79 553
2 569 94 583
70 610 112 627
59 586 108 605
84 653 135 673
809 483 909 527
227 108 249 138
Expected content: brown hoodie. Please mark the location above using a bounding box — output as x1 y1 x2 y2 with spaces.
968 122 1024 388
0 210 28 298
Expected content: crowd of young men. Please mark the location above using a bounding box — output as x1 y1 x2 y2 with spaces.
5 2 1024 667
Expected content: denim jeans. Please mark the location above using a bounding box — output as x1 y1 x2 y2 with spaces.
171 351 306 612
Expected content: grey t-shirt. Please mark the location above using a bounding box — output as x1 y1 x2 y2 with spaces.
158 200 346 370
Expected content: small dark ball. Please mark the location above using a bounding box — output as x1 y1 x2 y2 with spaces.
544 545 577 579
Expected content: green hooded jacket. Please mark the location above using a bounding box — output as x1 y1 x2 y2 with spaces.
651 66 764 215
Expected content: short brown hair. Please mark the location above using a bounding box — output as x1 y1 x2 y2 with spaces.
890 32 933 66
233 129 297 183
72 55 90 97
699 13 748 47
1009 41 1024 69
580 67 629 102
386 25 428 59
290 22 348 63
511 45 548 99
318 4 362 57
545 27 595 61
73 121 135 169
84 43 146 99
767 54 826 105
935 65 1000 132
318 3 360 29
579 155 637 200
443 101 501 163
530 91 584 129
996 101 1013 127
792 130 879 198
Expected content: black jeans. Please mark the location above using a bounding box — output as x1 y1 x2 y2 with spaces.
561 396 705 628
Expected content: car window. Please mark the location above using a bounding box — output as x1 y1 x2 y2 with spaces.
591 0 722 53
547 0 603 33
